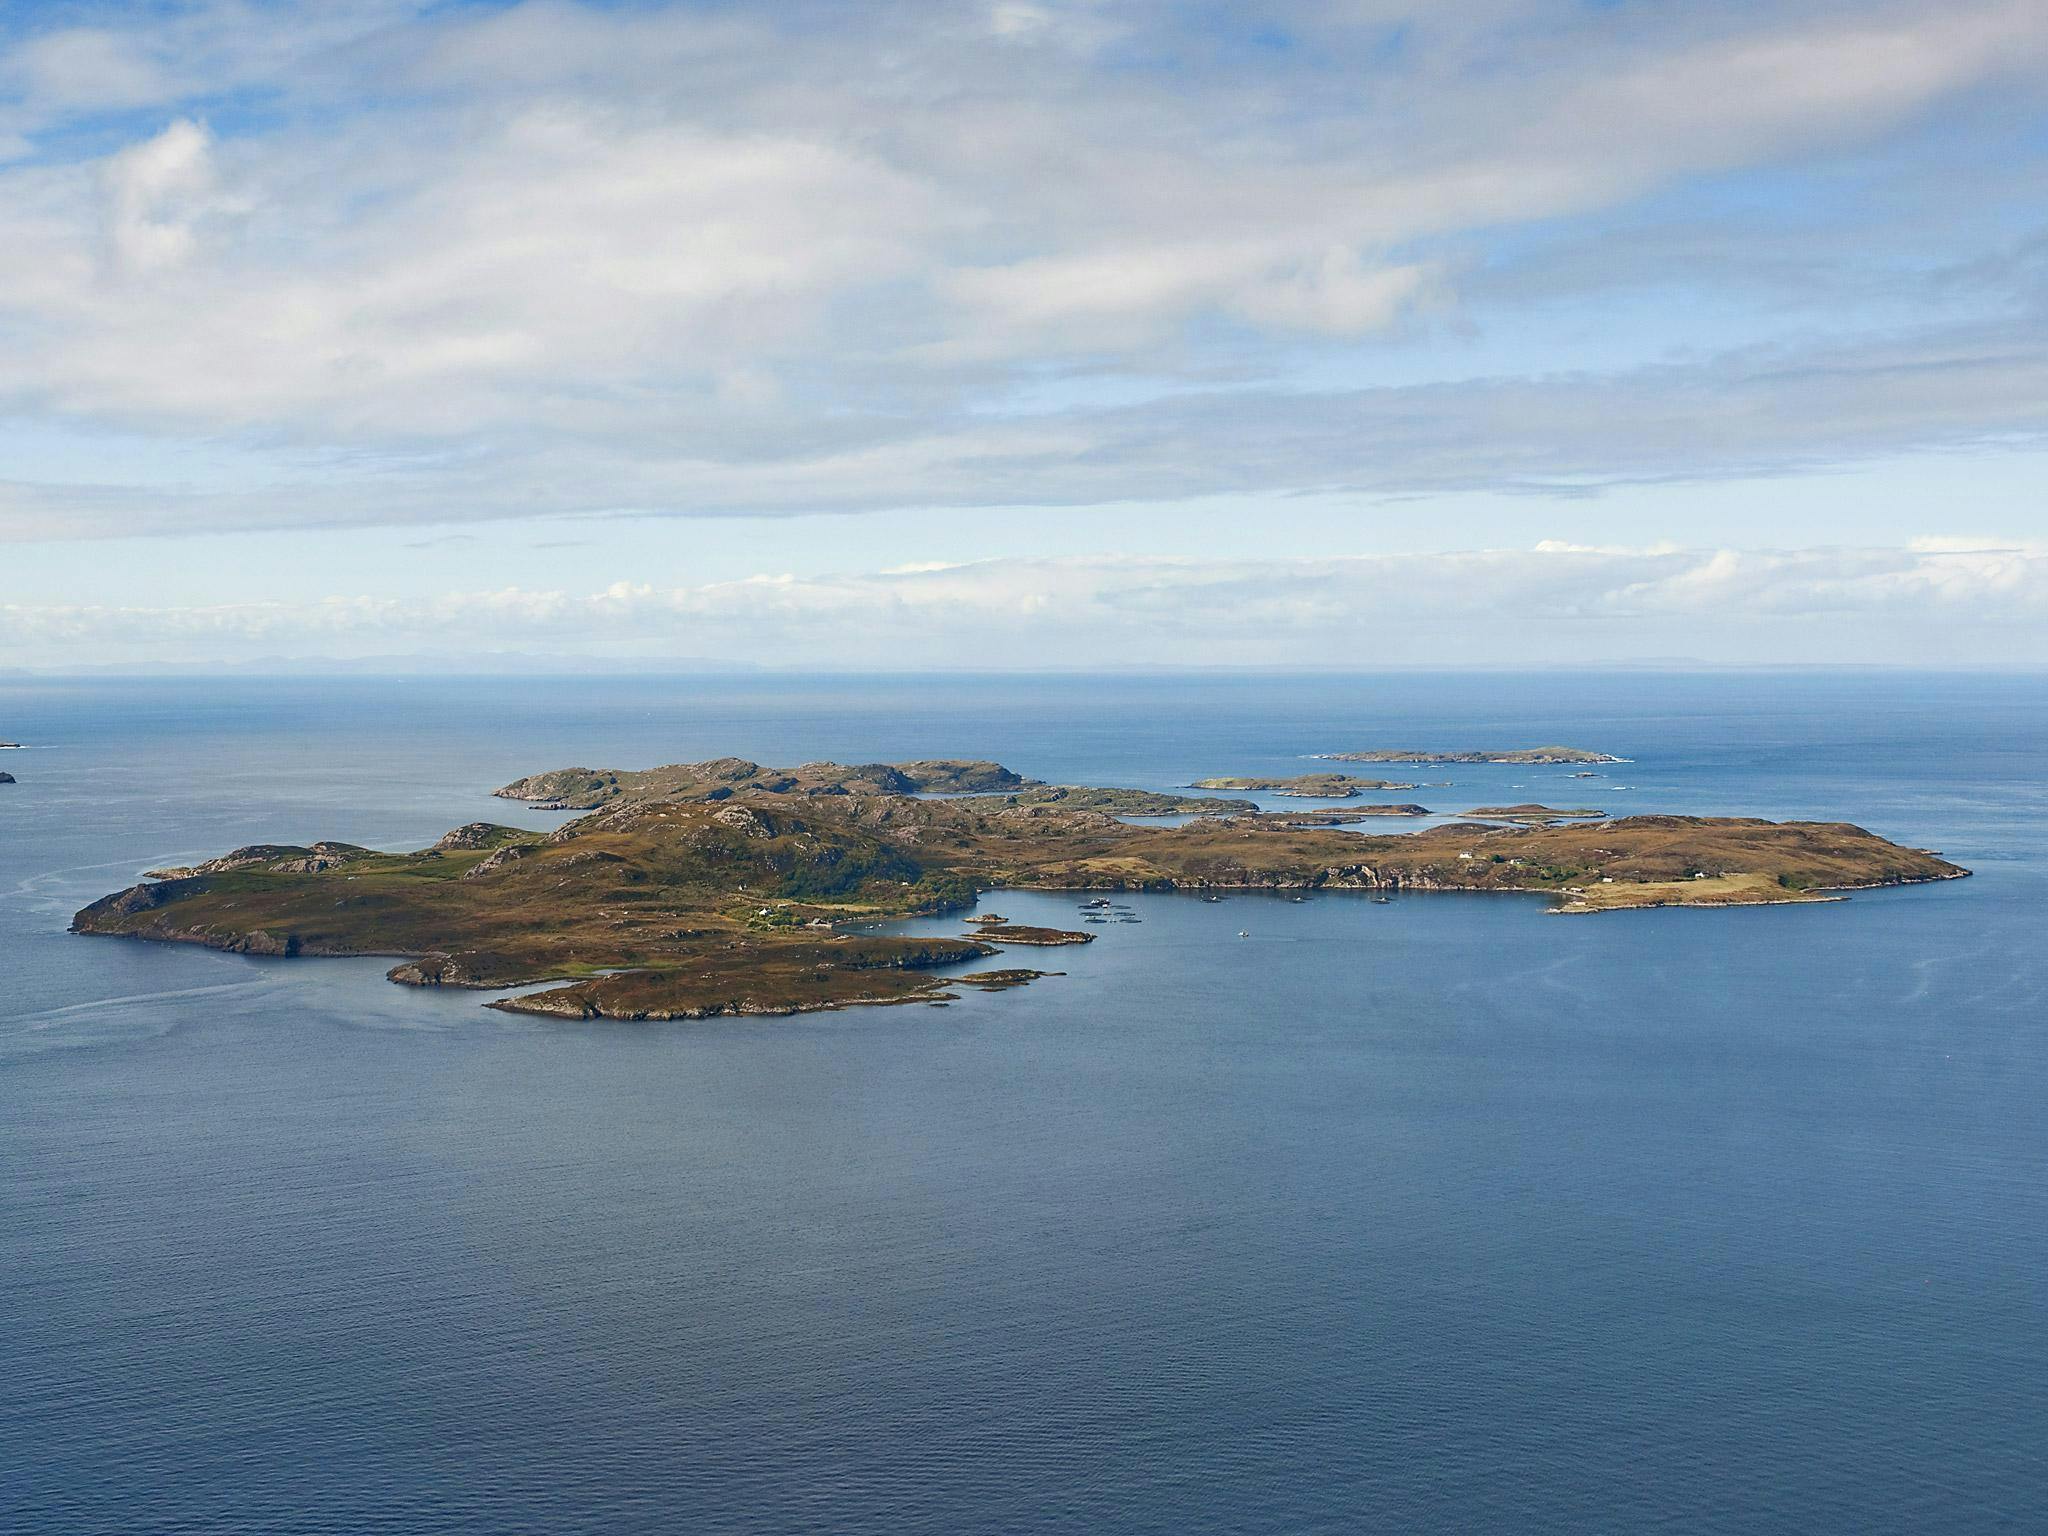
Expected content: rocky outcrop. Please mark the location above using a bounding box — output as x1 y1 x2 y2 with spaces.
387 952 505 986
434 822 533 851
144 842 370 880
78 880 184 919
233 930 300 956
271 854 352 874
711 803 776 838
461 844 532 879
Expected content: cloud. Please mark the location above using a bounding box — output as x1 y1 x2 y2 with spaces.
9 307 2044 542
0 0 2041 539
102 119 221 273
6 542 2043 667
9 26 171 113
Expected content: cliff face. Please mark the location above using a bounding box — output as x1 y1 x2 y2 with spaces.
74 757 1968 1021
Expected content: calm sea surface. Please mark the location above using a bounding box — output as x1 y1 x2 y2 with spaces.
2 672 2043 1533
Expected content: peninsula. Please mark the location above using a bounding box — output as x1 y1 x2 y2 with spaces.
1314 747 1625 765
73 754 1966 1022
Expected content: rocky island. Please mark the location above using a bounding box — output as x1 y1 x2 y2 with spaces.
1314 747 1625 765
73 754 1967 1022
1187 773 1420 796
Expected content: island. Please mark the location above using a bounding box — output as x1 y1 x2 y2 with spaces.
72 754 1968 1022
1186 773 1419 796
1313 747 1625 765
0 771 14 785
966 925 1096 946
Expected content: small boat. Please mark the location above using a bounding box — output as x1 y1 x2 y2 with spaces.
1238 929 1250 938
1372 896 1391 904
1203 895 1225 903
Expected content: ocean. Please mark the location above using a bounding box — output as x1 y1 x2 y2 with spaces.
2 671 2043 1533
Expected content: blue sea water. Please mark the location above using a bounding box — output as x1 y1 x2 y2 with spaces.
1 671 2043 1534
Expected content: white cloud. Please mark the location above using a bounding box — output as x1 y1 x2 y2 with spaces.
10 27 171 112
0 0 2041 538
946 244 1438 347
102 119 221 274
6 542 2044 667
5 309 2045 544
989 4 1054 40
1908 535 2048 554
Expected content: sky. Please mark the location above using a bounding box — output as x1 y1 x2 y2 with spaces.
1 0 2045 670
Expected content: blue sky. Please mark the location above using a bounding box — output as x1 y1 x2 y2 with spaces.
1 0 2045 667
